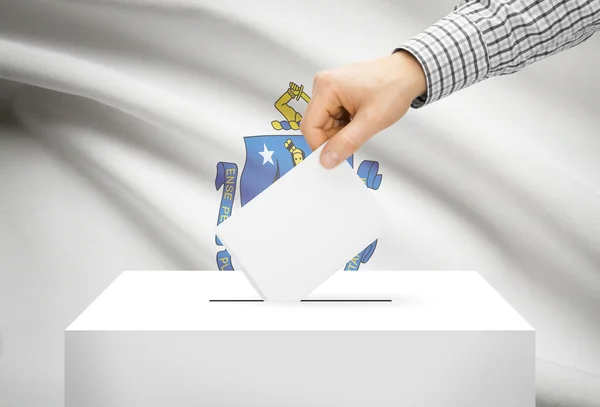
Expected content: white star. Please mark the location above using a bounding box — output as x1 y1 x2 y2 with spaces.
259 143 274 165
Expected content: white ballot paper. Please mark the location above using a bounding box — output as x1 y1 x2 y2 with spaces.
216 143 387 301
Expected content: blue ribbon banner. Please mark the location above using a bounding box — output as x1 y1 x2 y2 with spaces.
344 160 383 270
215 162 238 246
357 160 382 190
216 249 234 271
345 240 378 271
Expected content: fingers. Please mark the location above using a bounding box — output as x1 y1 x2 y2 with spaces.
302 70 377 168
300 98 330 151
300 71 340 151
320 110 377 169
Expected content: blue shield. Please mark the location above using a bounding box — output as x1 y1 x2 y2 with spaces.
239 135 353 206
216 134 380 271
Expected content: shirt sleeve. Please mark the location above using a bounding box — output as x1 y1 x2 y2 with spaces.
395 0 600 108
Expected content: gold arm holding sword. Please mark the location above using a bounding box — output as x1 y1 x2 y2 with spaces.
289 82 311 103
272 82 311 130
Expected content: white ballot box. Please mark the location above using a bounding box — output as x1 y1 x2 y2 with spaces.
66 271 535 407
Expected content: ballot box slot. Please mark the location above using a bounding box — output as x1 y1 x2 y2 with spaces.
302 299 392 302
209 299 392 302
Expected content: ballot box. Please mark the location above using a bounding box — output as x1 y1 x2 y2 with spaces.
65 270 534 407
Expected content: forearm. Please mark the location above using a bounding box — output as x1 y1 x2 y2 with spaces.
396 0 600 108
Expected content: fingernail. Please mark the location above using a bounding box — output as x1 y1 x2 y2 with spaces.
322 150 340 168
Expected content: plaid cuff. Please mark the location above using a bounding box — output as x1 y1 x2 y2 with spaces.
394 10 490 108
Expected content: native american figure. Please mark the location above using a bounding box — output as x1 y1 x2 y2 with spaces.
284 138 305 166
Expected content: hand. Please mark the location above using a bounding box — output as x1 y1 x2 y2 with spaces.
300 51 426 168
288 82 303 99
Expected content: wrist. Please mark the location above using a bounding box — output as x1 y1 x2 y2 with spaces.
389 50 427 101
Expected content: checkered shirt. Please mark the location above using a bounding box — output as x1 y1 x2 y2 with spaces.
395 0 600 108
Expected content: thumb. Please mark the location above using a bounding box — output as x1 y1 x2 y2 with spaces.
320 112 377 169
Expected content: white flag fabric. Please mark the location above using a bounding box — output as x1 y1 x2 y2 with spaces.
0 1 599 406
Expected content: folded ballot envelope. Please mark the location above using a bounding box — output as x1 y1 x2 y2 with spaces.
215 142 387 302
